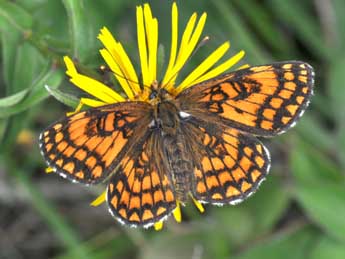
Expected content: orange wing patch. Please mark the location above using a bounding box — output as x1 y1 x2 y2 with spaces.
182 119 270 205
107 132 176 227
178 61 314 136
39 102 152 184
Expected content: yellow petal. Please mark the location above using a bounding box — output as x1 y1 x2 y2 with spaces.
176 41 230 92
137 5 149 87
163 12 207 90
98 27 140 96
172 201 182 223
70 75 125 103
176 13 198 62
100 49 134 99
182 12 207 60
64 56 78 76
144 4 158 83
63 56 125 103
162 13 197 88
154 221 164 231
191 196 205 213
79 97 107 107
90 190 107 206
45 167 54 173
194 50 246 85
110 41 140 95
66 97 106 117
238 63 250 70
163 2 178 87
66 101 84 116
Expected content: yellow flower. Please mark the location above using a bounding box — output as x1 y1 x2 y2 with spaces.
53 2 245 230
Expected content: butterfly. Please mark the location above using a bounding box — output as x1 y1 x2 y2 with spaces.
39 61 314 228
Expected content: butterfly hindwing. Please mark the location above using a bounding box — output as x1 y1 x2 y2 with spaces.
177 61 314 136
107 130 176 227
39 102 152 184
181 118 270 205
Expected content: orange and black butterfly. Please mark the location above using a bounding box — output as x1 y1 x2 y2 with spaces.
39 61 314 227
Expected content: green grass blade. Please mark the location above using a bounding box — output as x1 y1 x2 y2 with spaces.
211 0 268 64
233 0 291 56
269 0 331 60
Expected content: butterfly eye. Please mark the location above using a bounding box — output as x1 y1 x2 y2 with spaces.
149 90 158 100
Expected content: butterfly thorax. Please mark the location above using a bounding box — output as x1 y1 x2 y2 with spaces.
149 83 180 135
156 101 179 135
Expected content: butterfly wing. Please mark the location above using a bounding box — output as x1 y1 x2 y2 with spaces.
177 61 314 136
181 118 270 204
107 130 177 227
39 102 152 184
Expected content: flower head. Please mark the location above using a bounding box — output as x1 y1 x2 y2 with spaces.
57 2 245 230
64 2 245 107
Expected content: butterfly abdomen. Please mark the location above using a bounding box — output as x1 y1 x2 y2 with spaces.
164 135 193 202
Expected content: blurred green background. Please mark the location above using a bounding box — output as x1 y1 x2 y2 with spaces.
1 0 345 258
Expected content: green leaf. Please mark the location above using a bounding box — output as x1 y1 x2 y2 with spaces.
140 230 231 259
290 140 343 184
328 57 345 168
0 1 33 32
0 1 33 90
57 228 134 259
27 0 69 52
310 236 345 259
207 175 289 246
1 29 21 89
11 42 49 93
312 94 334 121
62 0 95 62
0 67 64 118
45 85 80 108
0 3 48 94
337 123 345 169
245 174 290 234
212 204 255 246
0 109 31 152
290 134 345 243
234 226 318 259
296 114 336 151
329 57 345 120
295 181 345 243
332 0 345 53
0 89 28 107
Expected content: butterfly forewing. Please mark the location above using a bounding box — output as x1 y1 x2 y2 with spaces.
177 61 314 136
39 102 152 184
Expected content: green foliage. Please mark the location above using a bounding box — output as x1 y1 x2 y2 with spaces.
0 0 344 258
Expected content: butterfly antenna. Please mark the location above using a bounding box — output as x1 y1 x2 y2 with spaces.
99 65 151 91
161 36 210 89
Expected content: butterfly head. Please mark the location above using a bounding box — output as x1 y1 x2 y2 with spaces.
146 81 180 135
148 80 174 103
